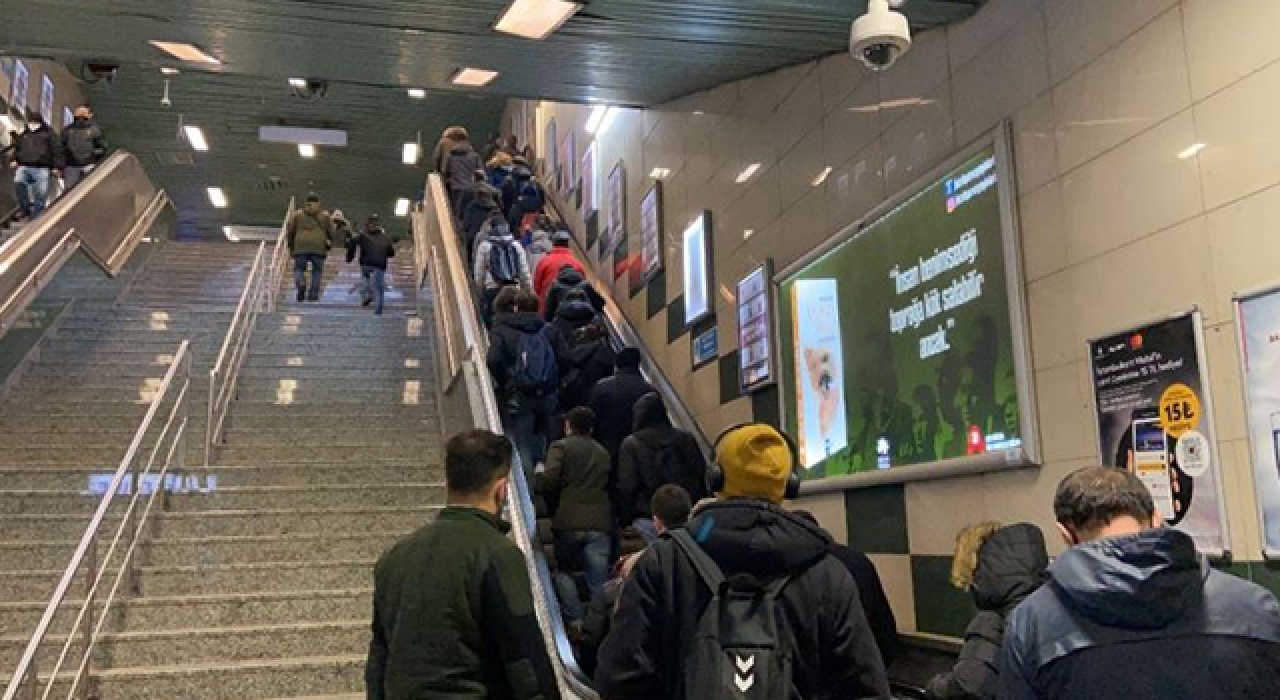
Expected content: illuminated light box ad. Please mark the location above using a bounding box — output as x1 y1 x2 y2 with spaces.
738 262 776 392
683 211 713 326
1237 286 1280 558
777 131 1037 486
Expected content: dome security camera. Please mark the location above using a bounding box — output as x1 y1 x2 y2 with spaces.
850 0 912 72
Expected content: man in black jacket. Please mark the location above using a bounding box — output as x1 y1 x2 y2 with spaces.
487 291 559 478
587 348 654 471
346 214 396 315
61 105 105 189
829 544 900 671
9 110 62 219
616 392 707 542
596 423 891 700
999 466 1280 700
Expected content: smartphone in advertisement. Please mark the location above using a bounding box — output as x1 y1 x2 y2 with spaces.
1132 417 1176 521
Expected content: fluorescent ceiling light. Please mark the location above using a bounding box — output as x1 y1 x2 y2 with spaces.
585 105 617 134
451 68 499 87
402 142 420 165
222 226 240 242
407 88 426 99
1178 143 1206 160
395 198 411 217
494 0 582 40
207 187 228 208
811 166 833 187
735 163 762 184
160 67 180 75
650 167 671 179
183 125 208 152
288 77 308 88
298 143 316 158
743 229 754 240
149 41 221 65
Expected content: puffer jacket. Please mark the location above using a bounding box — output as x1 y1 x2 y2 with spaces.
443 141 483 193
616 393 708 525
549 300 614 412
538 433 613 533
596 500 891 700
13 123 62 168
543 267 603 323
925 524 1047 700
346 227 396 270
1000 528 1280 700
286 201 334 256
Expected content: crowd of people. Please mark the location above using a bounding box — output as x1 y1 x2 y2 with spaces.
4 105 106 222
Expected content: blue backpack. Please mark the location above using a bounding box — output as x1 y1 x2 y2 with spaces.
510 329 559 396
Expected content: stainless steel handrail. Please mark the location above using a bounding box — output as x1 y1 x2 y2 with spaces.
266 198 297 312
1 340 193 700
417 174 599 700
205 241 268 465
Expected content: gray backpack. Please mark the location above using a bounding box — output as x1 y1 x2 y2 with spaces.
670 529 793 700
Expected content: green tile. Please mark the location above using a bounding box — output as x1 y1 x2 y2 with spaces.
912 554 976 639
845 483 908 555
666 295 686 344
1247 560 1280 600
751 386 781 429
719 351 741 405
646 269 667 319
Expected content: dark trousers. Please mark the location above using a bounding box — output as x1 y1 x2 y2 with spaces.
503 393 557 481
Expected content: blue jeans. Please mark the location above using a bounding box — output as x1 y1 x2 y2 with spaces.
362 265 386 314
555 529 612 599
14 166 51 218
630 517 659 544
293 253 325 300
503 393 557 482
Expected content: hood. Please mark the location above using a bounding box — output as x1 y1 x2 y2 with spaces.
303 201 322 215
555 298 596 324
632 392 669 433
449 141 475 155
531 230 552 244
971 523 1049 612
512 164 533 178
489 230 514 245
496 311 544 333
366 226 387 237
688 501 833 578
556 266 585 287
1049 528 1204 630
71 117 93 128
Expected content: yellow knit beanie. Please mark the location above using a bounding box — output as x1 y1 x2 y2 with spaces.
716 424 795 503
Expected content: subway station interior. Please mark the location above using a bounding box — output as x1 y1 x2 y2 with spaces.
2 1 1280 699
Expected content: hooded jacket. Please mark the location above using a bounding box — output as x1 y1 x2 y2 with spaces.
548 299 614 411
533 247 583 302
616 393 708 525
486 311 554 402
443 141 483 193
999 528 1280 700
474 228 532 291
543 267 604 323
62 116 105 166
346 227 396 270
287 200 334 256
587 367 655 469
538 433 613 533
596 500 892 700
926 524 1047 700
525 229 554 272
502 163 536 216
13 122 62 168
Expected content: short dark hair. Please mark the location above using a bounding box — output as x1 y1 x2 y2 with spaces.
566 406 595 435
1054 466 1155 534
652 484 692 528
493 286 519 314
445 430 512 495
516 291 539 313
617 347 641 369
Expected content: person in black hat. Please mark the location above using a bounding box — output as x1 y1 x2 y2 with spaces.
346 213 396 315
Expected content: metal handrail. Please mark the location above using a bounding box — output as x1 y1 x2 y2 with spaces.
266 198 296 312
2 340 193 700
205 241 268 465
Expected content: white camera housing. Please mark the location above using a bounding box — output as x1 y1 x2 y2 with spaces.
850 0 912 72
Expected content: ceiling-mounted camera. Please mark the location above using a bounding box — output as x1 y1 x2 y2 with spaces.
83 62 120 84
290 78 329 100
850 0 912 72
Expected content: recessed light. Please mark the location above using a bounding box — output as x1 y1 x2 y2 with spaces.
160 67 180 76
1178 143 1206 160
298 143 316 158
407 88 426 99
149 41 221 65
402 142 420 165
288 78 309 89
586 105 618 135
494 0 583 40
207 187 228 208
183 125 208 152
395 198 411 217
650 167 671 179
735 163 762 184
811 166 833 187
451 68 499 87
223 226 240 242
743 229 755 240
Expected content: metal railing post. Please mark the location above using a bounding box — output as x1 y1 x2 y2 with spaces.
81 535 98 700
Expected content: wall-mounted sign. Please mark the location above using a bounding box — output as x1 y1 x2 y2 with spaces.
738 261 775 392
682 211 713 326
1088 311 1230 556
1235 286 1280 558
10 60 28 115
638 182 663 288
693 327 718 368
39 75 54 125
604 161 626 266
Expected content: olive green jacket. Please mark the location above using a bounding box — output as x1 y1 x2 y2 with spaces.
286 205 334 256
366 506 561 700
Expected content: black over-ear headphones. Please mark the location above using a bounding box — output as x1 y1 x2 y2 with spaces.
706 422 802 500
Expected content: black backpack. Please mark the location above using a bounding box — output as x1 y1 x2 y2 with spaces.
670 530 794 699
64 125 99 165
560 321 607 396
488 239 522 285
509 329 559 396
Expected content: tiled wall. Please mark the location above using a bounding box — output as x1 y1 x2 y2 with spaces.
520 0 1280 637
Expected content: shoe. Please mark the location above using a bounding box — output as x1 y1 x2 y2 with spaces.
307 293 320 302
362 298 372 307
296 288 305 302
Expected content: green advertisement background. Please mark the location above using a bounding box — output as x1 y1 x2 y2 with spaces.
778 147 1021 479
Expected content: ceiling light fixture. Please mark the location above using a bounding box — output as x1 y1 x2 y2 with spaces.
403 142 420 165
160 67 180 75
222 225 240 242
298 143 316 158
735 163 762 184
288 77 308 88
407 88 426 99
395 198 411 217
149 40 222 65
494 0 583 40
1178 143 1206 160
451 67 499 87
183 125 208 152
586 105 618 135
650 167 671 180
811 166 833 187
743 229 755 240
207 187 228 209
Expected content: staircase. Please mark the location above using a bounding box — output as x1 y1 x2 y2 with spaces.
0 242 444 700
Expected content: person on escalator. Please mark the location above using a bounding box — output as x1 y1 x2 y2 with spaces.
923 522 1048 700
473 220 532 328
9 110 62 221
829 543 899 670
285 192 335 302
463 170 502 253
615 392 707 544
550 289 615 415
61 105 106 191
442 129 483 219
533 231 583 303
346 214 396 315
543 264 604 323
487 290 559 480
587 348 654 473
502 155 540 220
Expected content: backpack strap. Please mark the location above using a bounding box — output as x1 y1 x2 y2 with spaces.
671 529 726 593
764 574 791 601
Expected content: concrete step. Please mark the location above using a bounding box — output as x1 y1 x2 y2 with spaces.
88 654 363 700
235 366 426 380
2 560 375 600
0 463 437 490
221 402 430 419
213 445 437 463
0 482 444 514
219 427 438 447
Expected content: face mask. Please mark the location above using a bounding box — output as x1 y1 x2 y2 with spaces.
27 122 40 132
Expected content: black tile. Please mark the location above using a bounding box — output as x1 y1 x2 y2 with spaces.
719 352 742 405
912 555 976 639
845 484 909 555
646 268 667 319
666 295 686 344
585 210 599 250
751 386 781 429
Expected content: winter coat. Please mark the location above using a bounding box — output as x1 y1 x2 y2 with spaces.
12 124 62 168
61 117 106 166
616 394 707 524
286 202 334 256
533 247 583 302
547 299 615 410
367 506 560 700
502 164 536 216
544 267 603 323
346 228 397 271
926 524 1047 700
525 230 554 272
999 528 1280 700
829 545 899 669
587 368 655 468
538 433 613 533
474 231 532 291
596 500 892 700
486 311 555 402
443 141 483 193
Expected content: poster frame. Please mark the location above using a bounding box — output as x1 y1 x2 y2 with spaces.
639 181 664 287
1083 307 1232 558
10 60 28 116
1234 283 1280 559
682 210 715 328
544 118 558 185
39 74 54 125
777 121 1040 494
737 259 777 393
605 160 626 264
581 140 598 216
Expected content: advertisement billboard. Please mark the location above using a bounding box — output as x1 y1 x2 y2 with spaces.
682 211 713 326
738 262 775 392
1236 287 1280 557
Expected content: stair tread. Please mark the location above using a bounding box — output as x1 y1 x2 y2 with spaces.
0 619 367 644
0 588 373 612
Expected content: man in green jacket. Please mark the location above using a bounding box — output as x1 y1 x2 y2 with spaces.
367 429 561 700
286 192 334 301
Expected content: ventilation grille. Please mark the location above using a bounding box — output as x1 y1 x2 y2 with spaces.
257 176 288 191
153 151 195 166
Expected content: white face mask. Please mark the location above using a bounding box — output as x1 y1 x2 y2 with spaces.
27 122 40 132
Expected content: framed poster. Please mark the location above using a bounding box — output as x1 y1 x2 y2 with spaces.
1087 311 1230 556
559 129 576 194
693 327 718 369
682 211 714 327
39 75 54 124
10 60 28 115
738 261 776 392
639 182 663 287
544 118 557 183
62 106 73 128
1235 286 1280 558
581 141 598 215
605 161 626 265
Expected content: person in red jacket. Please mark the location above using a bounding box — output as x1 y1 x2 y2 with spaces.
534 231 584 303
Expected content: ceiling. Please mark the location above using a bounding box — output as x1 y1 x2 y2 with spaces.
0 0 987 238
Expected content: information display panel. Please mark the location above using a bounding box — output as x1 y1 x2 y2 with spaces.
683 211 713 326
777 128 1037 487
738 262 776 392
1235 287 1280 558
